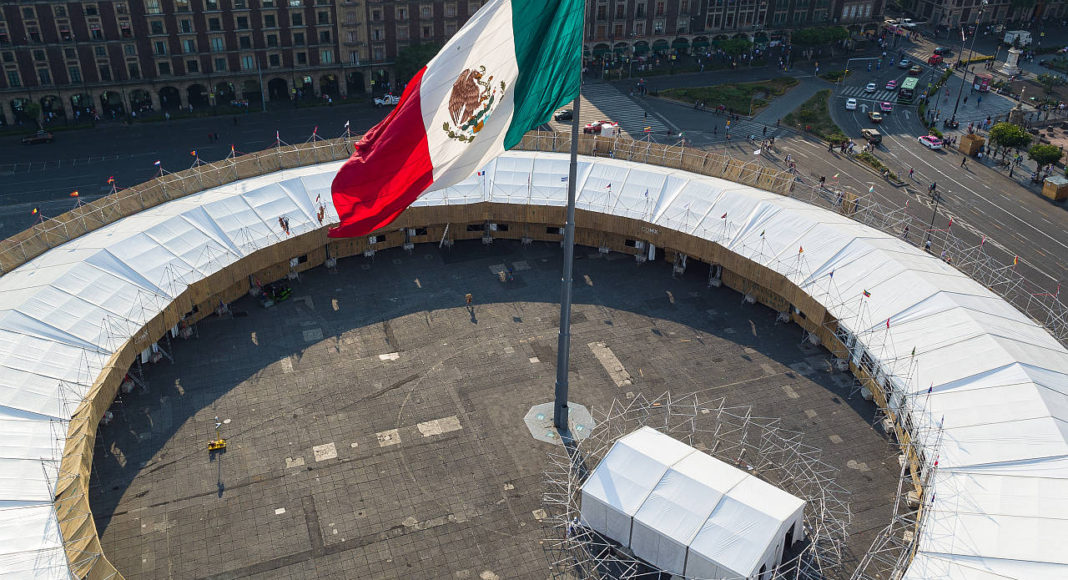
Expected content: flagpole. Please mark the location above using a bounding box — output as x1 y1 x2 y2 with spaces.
553 48 583 433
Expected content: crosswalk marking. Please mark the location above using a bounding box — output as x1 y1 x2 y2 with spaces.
548 82 667 139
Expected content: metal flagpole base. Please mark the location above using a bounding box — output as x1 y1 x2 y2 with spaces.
524 401 595 445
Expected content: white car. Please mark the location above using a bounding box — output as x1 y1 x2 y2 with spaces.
918 135 943 150
865 82 877 93
373 94 400 107
845 98 858 111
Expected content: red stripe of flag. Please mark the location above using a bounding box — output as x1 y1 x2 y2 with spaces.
329 68 433 238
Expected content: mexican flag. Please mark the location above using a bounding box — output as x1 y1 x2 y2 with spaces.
329 0 583 238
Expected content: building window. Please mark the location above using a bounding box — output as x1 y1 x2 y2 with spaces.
68 66 81 82
294 32 306 45
422 25 432 39
655 2 665 16
318 11 330 25
241 55 254 70
127 62 140 78
373 46 384 61
264 14 277 27
292 13 304 26
320 48 333 63
120 19 132 38
29 27 42 43
180 19 193 33
397 27 409 40
90 23 103 40
349 51 359 64
267 33 278 47
55 6 68 17
236 16 249 29
63 48 76 58
372 28 383 41
158 61 171 75
422 4 433 18
150 20 165 35
234 0 247 7
124 44 136 56
176 0 190 13
209 17 221 31
289 0 303 6
269 53 281 66
115 3 128 15
33 50 46 61
6 70 20 87
59 24 73 41
297 52 307 64
23 7 36 19
263 0 275 7
239 36 251 49
2 52 14 63
186 59 199 72
38 69 52 85
85 4 99 16
214 57 226 71
211 37 224 51
183 39 196 53
95 46 106 57
146 0 162 14
446 3 457 17
319 30 331 42
154 41 167 55
205 0 219 9
98 65 111 81
397 7 408 19
445 22 456 35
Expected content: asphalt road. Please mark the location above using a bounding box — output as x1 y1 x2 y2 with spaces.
1 102 389 241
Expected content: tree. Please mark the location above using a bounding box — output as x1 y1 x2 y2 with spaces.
1037 73 1066 95
988 122 1032 156
394 44 441 89
19 102 42 128
718 38 753 56
791 26 850 48
1028 143 1063 169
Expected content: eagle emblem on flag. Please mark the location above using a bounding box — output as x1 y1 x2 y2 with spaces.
443 66 506 143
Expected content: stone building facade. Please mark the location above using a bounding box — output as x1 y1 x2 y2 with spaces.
1 0 883 127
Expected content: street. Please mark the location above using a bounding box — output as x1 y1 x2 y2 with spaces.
1 101 386 240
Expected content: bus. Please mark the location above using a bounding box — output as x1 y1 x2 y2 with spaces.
899 77 919 103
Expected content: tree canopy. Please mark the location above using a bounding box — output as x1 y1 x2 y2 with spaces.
1037 73 1067 95
1028 143 1063 168
988 122 1032 151
790 26 850 47
395 44 442 87
717 38 753 56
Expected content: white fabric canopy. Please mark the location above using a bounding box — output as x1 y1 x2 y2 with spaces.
1 152 1066 578
583 427 804 577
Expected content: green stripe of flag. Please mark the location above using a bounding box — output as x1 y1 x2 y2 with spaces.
503 0 583 149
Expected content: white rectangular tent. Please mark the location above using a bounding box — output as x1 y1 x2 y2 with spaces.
580 427 805 577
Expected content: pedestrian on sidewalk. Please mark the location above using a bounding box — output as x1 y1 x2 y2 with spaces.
909 167 915 179
961 157 968 168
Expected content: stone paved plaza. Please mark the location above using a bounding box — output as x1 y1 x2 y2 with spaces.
89 240 900 579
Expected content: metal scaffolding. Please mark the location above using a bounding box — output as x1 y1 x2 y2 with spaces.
542 392 853 579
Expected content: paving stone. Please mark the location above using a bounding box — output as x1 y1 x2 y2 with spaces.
90 240 898 580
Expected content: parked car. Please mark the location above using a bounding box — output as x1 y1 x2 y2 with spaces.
918 135 943 150
885 80 898 90
900 18 919 29
908 65 923 76
845 98 858 111
21 130 54 145
864 82 877 93
861 128 882 144
373 94 400 107
554 109 573 122
868 111 883 123
583 120 619 136
898 59 912 69
880 101 894 113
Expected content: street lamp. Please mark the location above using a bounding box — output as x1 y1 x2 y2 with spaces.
950 0 988 124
